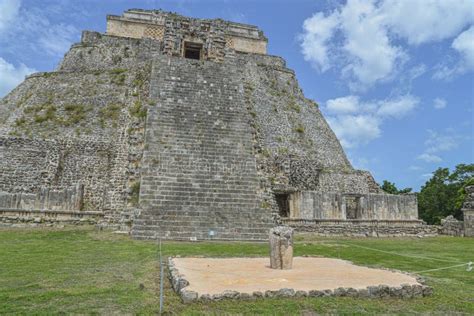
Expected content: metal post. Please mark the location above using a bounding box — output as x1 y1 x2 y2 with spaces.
159 238 164 314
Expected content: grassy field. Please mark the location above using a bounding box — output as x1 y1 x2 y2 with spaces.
0 227 473 315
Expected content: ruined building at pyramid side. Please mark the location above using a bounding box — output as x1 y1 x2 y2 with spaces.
0 9 431 239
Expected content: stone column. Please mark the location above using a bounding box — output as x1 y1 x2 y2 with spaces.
462 186 474 237
269 226 294 269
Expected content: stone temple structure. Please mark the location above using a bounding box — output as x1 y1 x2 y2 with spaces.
0 9 426 240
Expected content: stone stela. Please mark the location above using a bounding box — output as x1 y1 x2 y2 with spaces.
269 226 294 269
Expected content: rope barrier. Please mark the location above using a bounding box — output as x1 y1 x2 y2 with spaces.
413 261 472 274
339 242 464 264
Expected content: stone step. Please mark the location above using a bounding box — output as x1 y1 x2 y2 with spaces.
133 56 273 241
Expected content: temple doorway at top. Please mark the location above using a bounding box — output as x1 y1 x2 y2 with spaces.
183 42 202 60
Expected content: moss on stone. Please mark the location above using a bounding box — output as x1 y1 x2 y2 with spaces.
295 124 305 134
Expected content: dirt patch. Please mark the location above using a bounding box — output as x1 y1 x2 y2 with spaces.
172 257 420 295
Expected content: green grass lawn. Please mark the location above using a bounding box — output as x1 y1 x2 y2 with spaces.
0 227 473 315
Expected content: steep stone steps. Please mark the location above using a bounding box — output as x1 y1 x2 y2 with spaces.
131 56 273 240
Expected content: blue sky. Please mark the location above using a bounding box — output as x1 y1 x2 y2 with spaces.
0 0 473 191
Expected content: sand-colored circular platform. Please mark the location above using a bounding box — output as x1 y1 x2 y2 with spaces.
171 257 421 297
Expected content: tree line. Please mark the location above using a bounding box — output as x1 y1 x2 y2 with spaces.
380 163 474 224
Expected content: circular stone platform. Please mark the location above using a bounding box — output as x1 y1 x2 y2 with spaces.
168 257 431 302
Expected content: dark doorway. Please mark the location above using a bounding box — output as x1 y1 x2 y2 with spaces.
184 42 202 60
345 196 361 219
275 193 290 217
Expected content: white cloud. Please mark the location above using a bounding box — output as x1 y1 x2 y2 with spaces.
0 0 20 33
433 97 447 109
325 94 419 147
300 11 339 72
376 95 419 118
326 95 359 114
433 26 474 80
339 0 405 88
381 0 474 45
452 26 474 70
327 114 381 148
417 153 442 163
0 57 35 96
299 0 474 88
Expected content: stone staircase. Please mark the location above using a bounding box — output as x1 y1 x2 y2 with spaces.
131 56 273 240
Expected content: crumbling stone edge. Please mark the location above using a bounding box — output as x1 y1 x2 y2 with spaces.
167 257 433 303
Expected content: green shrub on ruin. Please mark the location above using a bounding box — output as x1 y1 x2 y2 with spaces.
62 104 92 126
129 100 147 119
98 103 122 128
295 124 305 134
33 104 57 123
109 68 127 85
129 181 141 206
288 99 301 113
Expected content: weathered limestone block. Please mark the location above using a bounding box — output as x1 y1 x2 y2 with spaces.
269 226 294 269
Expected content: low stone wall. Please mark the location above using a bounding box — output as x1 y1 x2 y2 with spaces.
0 209 103 227
0 184 83 211
282 219 438 237
440 216 464 236
289 191 418 221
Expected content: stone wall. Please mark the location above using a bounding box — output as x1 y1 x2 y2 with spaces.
0 209 102 227
0 137 114 211
287 191 418 220
0 184 83 211
283 218 438 237
439 216 464 236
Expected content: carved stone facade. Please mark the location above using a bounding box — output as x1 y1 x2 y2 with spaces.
106 9 267 61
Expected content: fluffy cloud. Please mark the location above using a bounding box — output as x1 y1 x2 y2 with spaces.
325 94 419 147
300 11 339 72
0 0 20 33
433 97 447 109
434 26 474 80
326 95 359 114
327 114 381 148
381 0 473 45
452 26 474 68
376 95 419 118
339 0 405 88
300 0 474 88
0 57 35 96
416 129 462 163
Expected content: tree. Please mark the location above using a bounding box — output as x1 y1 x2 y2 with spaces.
418 164 474 224
381 180 412 194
